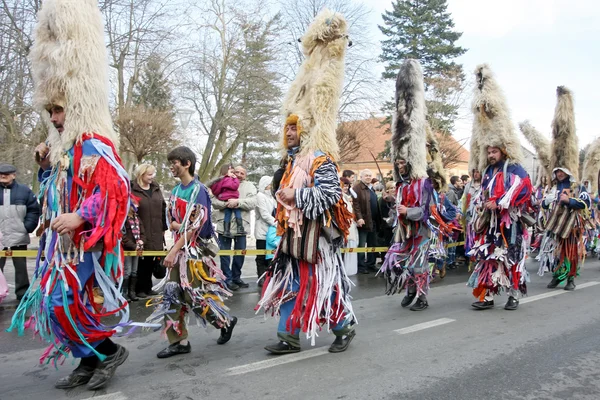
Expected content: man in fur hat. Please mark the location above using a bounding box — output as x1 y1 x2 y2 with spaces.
8 0 131 390
466 65 533 311
538 87 592 290
256 9 357 354
379 59 439 311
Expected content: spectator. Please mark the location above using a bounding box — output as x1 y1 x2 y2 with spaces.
342 170 356 185
341 177 358 276
265 219 281 268
131 164 168 299
461 174 470 187
208 164 245 238
373 182 385 199
212 165 257 290
447 176 463 206
352 169 381 274
0 164 40 301
254 175 276 287
121 199 145 301
378 180 396 264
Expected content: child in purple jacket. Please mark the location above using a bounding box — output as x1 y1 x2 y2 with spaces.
210 165 245 237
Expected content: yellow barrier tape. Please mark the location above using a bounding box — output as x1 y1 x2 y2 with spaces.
0 242 466 258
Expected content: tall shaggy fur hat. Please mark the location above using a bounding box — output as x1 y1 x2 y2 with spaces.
31 0 118 164
470 64 523 172
281 9 349 160
550 86 578 182
519 120 552 186
582 137 600 194
391 59 428 181
426 125 447 192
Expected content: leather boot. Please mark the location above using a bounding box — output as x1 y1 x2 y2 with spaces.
547 276 562 289
128 277 139 301
235 217 247 235
122 278 130 301
223 221 233 238
564 276 576 291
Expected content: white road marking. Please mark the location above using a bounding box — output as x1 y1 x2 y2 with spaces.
520 281 600 304
227 347 330 375
80 392 127 400
394 318 456 335
8 283 14 288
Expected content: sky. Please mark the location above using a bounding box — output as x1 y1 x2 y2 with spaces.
366 0 600 150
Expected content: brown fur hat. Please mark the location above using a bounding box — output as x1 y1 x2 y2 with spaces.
426 125 447 192
550 86 578 181
470 64 523 172
519 120 552 186
391 59 428 181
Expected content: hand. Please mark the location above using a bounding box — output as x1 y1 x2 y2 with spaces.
279 188 295 203
357 218 365 227
559 193 570 204
398 205 408 216
34 142 51 170
170 221 182 231
485 201 498 210
227 172 237 178
50 213 85 234
227 199 240 208
163 249 177 268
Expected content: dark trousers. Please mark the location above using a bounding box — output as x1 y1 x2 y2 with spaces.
358 230 377 272
0 245 30 298
136 256 161 294
255 239 268 278
219 234 247 283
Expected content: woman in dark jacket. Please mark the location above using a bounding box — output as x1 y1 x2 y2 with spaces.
131 164 167 298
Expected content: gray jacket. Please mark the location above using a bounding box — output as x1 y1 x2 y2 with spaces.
0 181 40 247
211 180 257 236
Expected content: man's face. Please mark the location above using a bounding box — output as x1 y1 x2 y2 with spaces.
234 166 246 181
285 124 300 148
395 159 407 175
0 172 16 186
555 170 568 182
169 160 189 179
456 179 464 189
347 174 355 185
487 147 504 166
49 106 66 134
361 171 373 185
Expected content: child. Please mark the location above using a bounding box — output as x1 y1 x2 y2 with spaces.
262 214 281 287
210 165 245 238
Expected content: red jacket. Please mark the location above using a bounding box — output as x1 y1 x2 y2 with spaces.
210 176 240 201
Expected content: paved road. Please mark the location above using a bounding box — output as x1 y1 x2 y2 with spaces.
1 258 600 400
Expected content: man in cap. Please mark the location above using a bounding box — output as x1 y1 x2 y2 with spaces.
0 164 40 300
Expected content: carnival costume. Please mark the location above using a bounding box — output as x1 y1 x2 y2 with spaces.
145 178 235 348
256 9 357 353
519 121 552 252
466 65 533 310
379 60 456 311
8 0 132 390
538 87 593 290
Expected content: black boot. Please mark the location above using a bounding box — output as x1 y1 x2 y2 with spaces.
235 217 247 235
471 300 494 310
128 277 139 301
328 330 356 353
410 296 429 311
265 341 300 354
547 276 562 289
223 221 233 238
122 278 130 301
564 276 576 291
504 296 519 310
401 289 417 308
217 316 237 344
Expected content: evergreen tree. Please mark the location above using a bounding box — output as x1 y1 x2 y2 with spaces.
379 0 467 134
133 53 174 111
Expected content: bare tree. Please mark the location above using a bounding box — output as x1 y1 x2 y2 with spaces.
178 0 283 182
437 132 468 169
278 0 384 121
115 105 177 163
0 0 43 188
336 119 371 163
